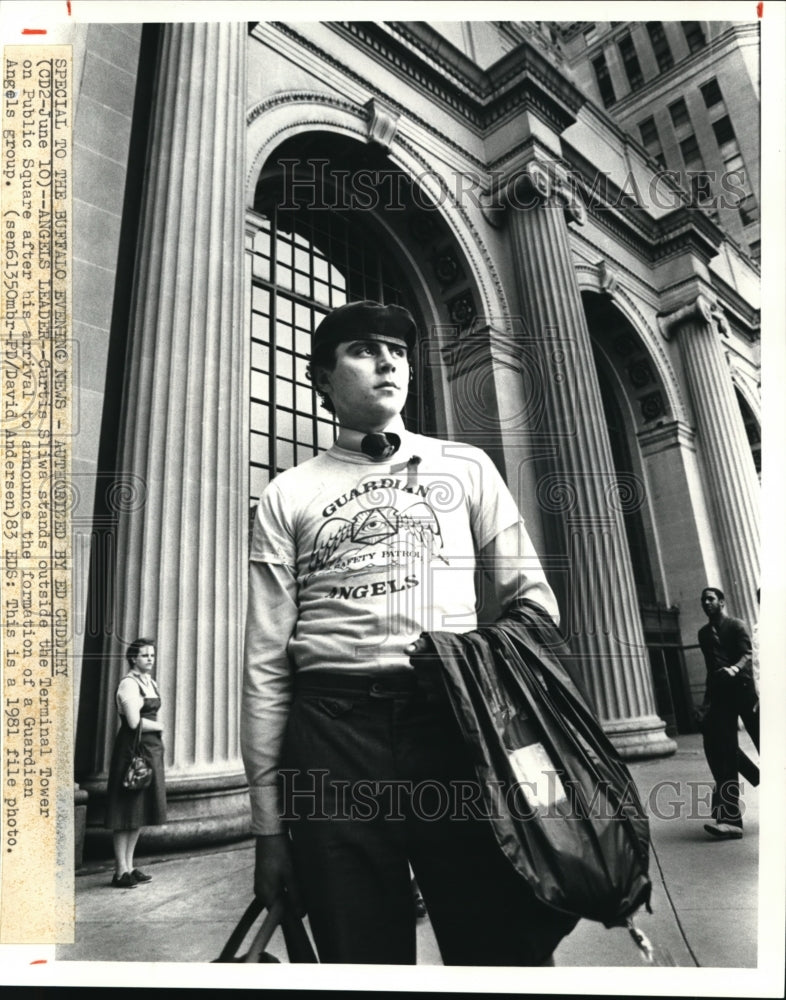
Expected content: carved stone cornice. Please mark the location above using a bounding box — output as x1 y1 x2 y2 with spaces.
248 24 488 172
325 20 586 136
658 294 728 341
653 207 724 265
561 141 726 266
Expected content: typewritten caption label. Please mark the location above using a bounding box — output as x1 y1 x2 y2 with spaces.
1 46 73 943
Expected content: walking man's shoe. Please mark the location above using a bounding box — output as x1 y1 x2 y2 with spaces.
704 822 743 840
131 868 153 884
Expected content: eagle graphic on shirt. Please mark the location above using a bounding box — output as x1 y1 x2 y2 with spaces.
308 501 445 578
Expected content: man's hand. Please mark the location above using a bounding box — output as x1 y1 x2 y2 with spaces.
693 705 708 731
404 636 429 657
254 833 304 916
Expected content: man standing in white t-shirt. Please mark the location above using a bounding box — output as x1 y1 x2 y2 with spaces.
240 300 575 964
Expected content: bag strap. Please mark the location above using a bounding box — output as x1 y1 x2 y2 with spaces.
214 896 264 962
130 673 159 698
281 902 318 963
243 897 285 963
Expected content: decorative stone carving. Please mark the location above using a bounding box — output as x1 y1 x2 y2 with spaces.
433 250 462 288
658 293 726 341
446 290 476 326
628 359 654 388
598 259 619 296
640 390 666 421
363 97 400 149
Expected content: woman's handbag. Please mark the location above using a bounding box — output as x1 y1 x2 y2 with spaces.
122 722 153 791
213 896 318 963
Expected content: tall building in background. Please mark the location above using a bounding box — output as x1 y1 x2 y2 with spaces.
557 19 760 260
67 19 761 855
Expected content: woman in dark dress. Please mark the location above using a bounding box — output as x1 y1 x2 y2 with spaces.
105 637 167 888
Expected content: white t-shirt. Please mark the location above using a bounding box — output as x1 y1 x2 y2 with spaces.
241 423 558 833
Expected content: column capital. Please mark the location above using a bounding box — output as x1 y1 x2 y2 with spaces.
658 293 728 341
481 156 585 227
507 161 586 225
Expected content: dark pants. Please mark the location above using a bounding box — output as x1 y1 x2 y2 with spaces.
281 671 577 965
703 676 759 827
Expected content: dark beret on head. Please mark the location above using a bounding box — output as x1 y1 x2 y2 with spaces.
312 300 417 354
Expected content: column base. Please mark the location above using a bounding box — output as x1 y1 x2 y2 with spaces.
602 714 678 759
74 783 89 869
80 770 252 862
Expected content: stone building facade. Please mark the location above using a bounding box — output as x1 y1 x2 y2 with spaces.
69 20 760 852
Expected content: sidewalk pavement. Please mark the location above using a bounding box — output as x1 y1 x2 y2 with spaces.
58 733 759 969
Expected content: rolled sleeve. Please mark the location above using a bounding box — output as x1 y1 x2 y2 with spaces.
240 557 299 836
481 520 560 627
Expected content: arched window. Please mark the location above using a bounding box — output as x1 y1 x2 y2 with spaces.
735 389 761 477
247 200 422 510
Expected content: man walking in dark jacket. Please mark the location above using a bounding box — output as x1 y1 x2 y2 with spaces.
697 586 759 839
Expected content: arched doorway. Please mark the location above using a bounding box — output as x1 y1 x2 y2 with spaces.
246 133 494 508
735 389 761 479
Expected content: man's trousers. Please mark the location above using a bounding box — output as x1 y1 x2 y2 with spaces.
280 670 578 965
703 676 759 827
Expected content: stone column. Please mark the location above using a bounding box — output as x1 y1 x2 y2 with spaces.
505 160 675 757
83 22 250 850
659 295 760 628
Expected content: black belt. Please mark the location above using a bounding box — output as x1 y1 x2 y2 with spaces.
295 670 419 699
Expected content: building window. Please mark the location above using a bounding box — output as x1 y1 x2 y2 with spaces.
690 171 714 205
678 133 711 204
646 22 674 73
706 112 755 222
248 204 419 506
738 193 760 226
639 116 666 167
618 33 644 91
668 97 690 131
592 52 616 107
683 21 707 53
679 134 703 168
711 114 736 148
700 78 724 110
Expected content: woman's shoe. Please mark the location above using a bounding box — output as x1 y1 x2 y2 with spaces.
111 872 137 888
131 868 153 884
